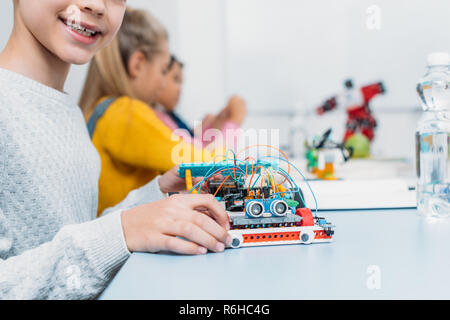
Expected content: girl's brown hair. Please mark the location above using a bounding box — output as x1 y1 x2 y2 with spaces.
79 7 168 118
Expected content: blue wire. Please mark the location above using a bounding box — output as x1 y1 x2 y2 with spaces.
188 164 246 194
258 155 319 215
250 174 261 189
275 167 307 209
185 153 318 217
244 162 306 210
188 163 229 193
225 150 242 185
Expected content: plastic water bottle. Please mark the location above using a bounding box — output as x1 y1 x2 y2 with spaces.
416 52 450 217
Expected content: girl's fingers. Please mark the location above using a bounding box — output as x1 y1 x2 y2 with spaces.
159 234 207 255
194 207 211 216
192 177 203 187
210 174 225 181
187 209 231 245
191 179 210 194
193 207 231 234
166 220 226 253
182 194 230 230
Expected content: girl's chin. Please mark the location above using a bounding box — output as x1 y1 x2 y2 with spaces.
59 51 96 66
68 57 93 66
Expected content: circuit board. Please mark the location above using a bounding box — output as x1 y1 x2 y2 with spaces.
178 147 334 249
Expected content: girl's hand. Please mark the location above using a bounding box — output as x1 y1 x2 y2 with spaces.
225 95 247 125
158 165 187 194
121 194 232 254
158 165 209 194
212 95 247 129
201 114 217 129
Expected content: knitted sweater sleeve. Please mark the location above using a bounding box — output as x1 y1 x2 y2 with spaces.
100 177 166 216
0 209 130 300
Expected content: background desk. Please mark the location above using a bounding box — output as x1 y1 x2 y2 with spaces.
100 209 450 300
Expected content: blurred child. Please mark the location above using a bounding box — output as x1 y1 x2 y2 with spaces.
0 1 230 300
153 55 247 148
79 9 225 214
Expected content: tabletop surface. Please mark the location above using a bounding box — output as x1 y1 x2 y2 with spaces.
100 208 450 300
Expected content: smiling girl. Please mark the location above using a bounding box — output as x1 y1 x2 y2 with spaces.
0 0 231 300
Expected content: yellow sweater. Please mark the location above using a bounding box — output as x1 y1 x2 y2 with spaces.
91 96 217 215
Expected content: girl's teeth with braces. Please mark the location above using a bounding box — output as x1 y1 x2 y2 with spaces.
65 20 97 37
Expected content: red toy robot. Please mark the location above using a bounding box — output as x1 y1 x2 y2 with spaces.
317 79 386 142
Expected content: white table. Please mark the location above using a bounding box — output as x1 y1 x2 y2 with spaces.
100 208 450 300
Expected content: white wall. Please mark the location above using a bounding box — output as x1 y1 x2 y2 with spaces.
174 0 228 125
225 0 450 113
0 2 13 58
223 0 450 160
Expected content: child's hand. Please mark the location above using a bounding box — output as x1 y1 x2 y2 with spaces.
158 165 210 194
201 114 217 129
158 165 187 194
203 95 247 131
225 95 247 125
121 194 232 255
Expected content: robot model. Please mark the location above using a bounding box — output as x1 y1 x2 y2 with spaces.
317 79 386 142
305 128 354 180
178 148 334 249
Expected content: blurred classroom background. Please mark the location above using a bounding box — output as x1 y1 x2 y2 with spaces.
1 0 449 162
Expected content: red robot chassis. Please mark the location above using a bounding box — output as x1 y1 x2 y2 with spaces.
317 79 386 142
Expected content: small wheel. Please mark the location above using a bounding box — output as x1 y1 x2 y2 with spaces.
229 234 243 249
300 230 314 245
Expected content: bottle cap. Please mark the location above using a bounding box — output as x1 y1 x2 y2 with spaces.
427 52 450 66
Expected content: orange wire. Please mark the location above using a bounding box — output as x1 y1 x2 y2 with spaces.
247 165 263 195
260 168 266 196
244 156 256 178
245 159 249 178
236 144 290 184
196 168 238 193
214 175 231 197
210 168 238 177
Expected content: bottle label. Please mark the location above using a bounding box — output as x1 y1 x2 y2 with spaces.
417 132 450 184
